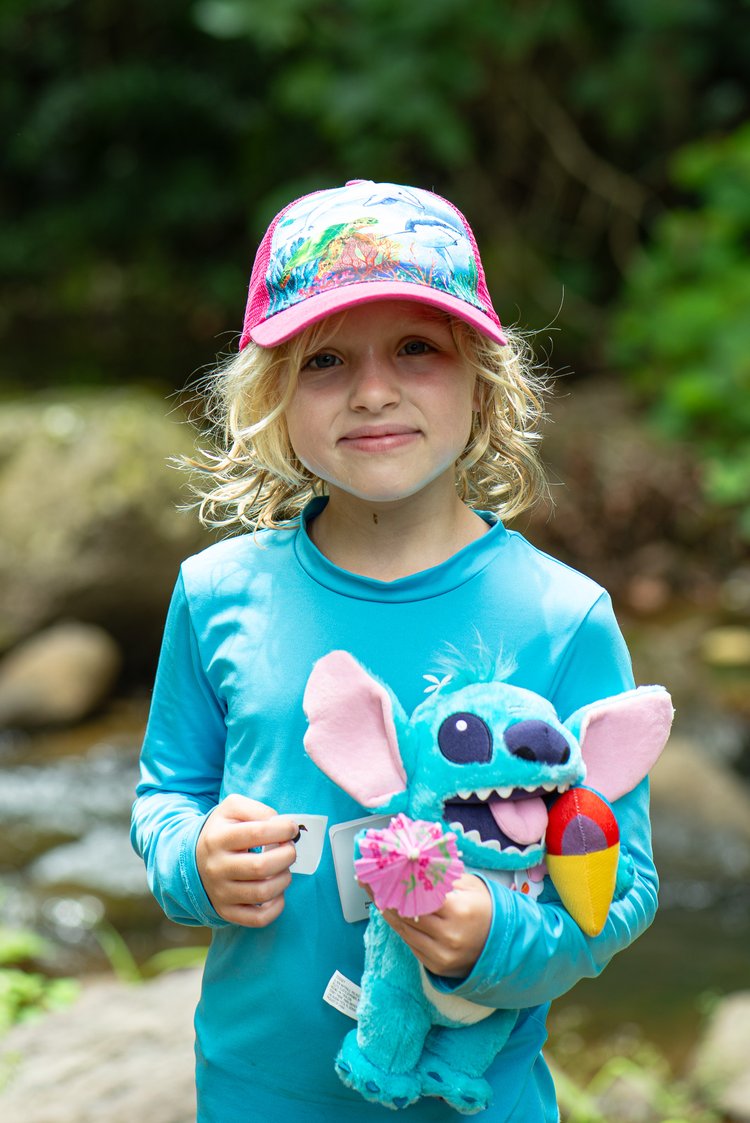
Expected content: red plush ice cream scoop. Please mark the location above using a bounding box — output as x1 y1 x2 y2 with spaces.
545 787 620 937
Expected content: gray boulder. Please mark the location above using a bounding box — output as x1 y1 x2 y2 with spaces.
649 735 750 881
0 390 211 674
0 968 201 1123
0 621 122 729
689 990 750 1121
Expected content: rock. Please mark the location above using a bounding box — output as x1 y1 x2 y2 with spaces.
0 622 122 729
0 968 201 1123
592 1065 663 1122
688 991 750 1121
0 390 211 677
524 380 738 609
649 735 750 880
650 736 750 843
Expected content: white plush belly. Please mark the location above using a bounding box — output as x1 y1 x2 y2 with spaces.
418 965 494 1026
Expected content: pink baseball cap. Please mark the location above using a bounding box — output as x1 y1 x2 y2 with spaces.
239 180 506 349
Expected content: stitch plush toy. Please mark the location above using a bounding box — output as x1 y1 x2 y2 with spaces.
303 650 673 1114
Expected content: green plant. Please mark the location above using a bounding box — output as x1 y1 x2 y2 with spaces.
549 1042 722 1123
0 926 79 1035
612 122 750 536
93 920 207 984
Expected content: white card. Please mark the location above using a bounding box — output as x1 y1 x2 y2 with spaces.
287 813 328 875
329 814 393 922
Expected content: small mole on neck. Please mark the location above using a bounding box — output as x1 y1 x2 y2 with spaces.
372 512 379 525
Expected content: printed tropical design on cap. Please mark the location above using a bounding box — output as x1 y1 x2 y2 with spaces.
265 183 482 315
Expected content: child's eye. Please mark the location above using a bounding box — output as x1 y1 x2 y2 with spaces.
400 339 433 356
303 351 341 371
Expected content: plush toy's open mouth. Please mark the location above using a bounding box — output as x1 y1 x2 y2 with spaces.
443 784 570 857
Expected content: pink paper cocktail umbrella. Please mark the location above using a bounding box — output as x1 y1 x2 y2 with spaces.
354 813 464 920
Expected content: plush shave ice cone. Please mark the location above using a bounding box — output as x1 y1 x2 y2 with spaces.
546 788 620 937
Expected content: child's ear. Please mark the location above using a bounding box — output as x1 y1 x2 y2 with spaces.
303 651 408 808
565 686 674 802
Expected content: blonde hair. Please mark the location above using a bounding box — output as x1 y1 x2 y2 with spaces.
184 313 549 532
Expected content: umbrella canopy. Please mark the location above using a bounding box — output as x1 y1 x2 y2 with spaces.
354 813 464 919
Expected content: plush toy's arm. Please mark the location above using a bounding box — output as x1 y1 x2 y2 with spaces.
430 778 657 1010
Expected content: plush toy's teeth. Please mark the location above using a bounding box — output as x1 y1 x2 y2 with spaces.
476 786 493 800
495 786 513 799
456 789 473 800
449 820 539 858
542 782 558 793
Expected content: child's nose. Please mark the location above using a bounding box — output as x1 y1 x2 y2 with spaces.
348 356 401 411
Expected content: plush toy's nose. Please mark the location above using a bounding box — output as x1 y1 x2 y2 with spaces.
504 720 571 766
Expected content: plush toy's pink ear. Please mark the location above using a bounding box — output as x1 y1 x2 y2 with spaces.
303 651 407 808
576 686 674 802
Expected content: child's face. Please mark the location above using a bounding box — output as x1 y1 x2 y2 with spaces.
284 301 477 509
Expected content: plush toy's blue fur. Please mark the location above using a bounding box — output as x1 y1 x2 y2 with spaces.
359 675 587 872
304 654 669 1114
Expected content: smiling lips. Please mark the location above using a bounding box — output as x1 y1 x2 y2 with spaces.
339 424 421 452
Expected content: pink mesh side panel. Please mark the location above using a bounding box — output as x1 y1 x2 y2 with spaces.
443 196 497 316
240 188 330 347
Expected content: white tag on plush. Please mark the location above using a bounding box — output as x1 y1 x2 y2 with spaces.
323 971 361 1020
329 813 393 922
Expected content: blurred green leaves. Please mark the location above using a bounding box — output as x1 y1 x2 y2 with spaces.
612 123 750 532
1 0 748 514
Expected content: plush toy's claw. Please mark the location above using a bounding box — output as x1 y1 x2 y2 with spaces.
417 1057 492 1114
546 787 620 937
335 1029 421 1110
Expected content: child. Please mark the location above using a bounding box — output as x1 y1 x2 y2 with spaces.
131 180 658 1121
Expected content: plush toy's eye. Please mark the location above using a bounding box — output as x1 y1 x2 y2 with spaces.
437 712 493 764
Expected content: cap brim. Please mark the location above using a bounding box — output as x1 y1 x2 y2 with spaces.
245 281 506 348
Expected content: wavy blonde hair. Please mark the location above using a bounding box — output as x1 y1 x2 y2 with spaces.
185 312 550 532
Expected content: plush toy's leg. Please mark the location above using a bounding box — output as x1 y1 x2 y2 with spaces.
335 913 432 1110
417 1010 518 1115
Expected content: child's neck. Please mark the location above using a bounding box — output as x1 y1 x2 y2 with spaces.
308 490 489 581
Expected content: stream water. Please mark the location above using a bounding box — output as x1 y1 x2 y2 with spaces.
1 629 748 1067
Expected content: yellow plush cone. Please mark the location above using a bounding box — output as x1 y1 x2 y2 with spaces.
547 843 620 937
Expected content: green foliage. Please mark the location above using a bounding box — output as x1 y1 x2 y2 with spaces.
612 122 750 533
0 970 79 1035
0 926 79 1035
550 1042 721 1123
1 0 747 379
93 921 207 984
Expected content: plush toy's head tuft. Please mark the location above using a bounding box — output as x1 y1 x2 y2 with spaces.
406 679 585 871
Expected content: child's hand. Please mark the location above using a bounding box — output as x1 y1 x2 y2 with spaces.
196 795 298 928
379 873 492 978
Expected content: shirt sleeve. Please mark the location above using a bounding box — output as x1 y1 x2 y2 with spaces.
130 571 230 929
435 591 659 1009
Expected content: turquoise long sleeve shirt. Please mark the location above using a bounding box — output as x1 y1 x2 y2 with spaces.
131 501 657 1121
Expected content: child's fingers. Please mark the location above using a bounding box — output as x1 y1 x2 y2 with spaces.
227 868 292 907
220 793 280 823
227 841 297 881
223 814 299 852
224 894 287 929
380 875 492 976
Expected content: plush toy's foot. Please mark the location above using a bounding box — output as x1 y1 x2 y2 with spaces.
417 1056 492 1115
335 1029 421 1111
